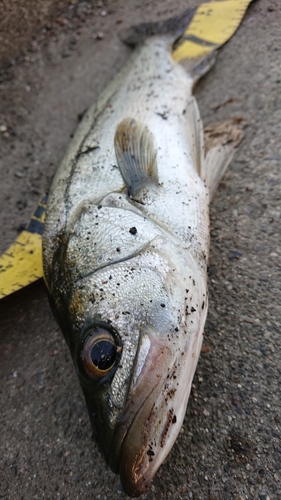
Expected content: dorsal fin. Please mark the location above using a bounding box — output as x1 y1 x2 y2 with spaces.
114 118 158 197
201 117 245 200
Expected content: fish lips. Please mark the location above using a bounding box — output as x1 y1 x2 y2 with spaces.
110 330 175 497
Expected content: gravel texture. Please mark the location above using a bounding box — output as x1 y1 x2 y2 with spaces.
0 1 280 499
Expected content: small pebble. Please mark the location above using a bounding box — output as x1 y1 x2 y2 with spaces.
223 463 230 473
228 249 242 259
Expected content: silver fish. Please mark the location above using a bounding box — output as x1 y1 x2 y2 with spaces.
43 10 235 498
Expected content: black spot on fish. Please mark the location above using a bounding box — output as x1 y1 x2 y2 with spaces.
156 111 168 120
146 449 155 456
129 226 137 235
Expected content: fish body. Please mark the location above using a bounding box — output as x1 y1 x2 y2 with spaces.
43 17 233 497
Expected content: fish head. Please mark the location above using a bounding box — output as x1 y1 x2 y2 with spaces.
47 207 207 496
74 319 181 494
63 266 205 496
68 313 190 497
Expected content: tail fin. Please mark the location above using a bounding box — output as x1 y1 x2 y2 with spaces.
121 1 252 86
120 8 196 48
120 7 218 90
120 8 217 88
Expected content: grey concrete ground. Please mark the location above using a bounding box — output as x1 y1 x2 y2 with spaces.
0 0 280 499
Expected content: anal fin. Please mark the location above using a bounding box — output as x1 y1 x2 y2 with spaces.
114 118 158 197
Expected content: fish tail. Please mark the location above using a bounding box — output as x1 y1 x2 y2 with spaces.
120 8 217 87
120 8 196 48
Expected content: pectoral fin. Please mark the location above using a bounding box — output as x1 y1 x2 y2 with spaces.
114 118 158 197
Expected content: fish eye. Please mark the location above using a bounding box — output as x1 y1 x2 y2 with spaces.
81 328 119 380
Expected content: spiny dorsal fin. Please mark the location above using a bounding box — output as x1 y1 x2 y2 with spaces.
114 118 158 197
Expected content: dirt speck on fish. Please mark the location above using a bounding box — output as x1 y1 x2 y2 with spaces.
43 9 237 498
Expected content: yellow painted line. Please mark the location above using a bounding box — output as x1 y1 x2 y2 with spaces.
0 231 43 299
173 0 252 61
0 196 46 299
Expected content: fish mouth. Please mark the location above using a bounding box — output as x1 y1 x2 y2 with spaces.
118 391 160 497
110 330 176 497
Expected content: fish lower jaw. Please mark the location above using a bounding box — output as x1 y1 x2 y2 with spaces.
116 315 206 496
117 378 192 497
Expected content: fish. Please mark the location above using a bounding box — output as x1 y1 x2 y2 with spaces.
42 9 236 498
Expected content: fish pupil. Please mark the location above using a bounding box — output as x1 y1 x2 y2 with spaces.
91 340 116 371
